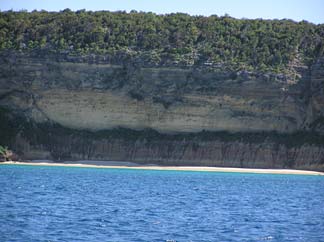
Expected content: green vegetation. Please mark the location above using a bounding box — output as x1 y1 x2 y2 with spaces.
0 145 12 161
0 10 323 72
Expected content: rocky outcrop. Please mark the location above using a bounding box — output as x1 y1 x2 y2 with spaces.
0 51 323 170
308 57 324 133
7 121 324 171
0 52 316 133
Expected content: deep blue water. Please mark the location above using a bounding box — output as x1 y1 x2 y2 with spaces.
0 165 324 242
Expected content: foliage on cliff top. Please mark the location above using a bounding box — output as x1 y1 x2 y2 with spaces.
0 10 324 72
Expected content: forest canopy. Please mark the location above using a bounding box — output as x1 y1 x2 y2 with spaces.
0 10 323 71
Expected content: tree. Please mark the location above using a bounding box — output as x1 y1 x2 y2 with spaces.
0 10 322 71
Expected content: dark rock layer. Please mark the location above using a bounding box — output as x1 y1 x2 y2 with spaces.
0 52 323 170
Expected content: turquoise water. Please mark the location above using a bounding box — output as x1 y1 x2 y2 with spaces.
1 165 324 242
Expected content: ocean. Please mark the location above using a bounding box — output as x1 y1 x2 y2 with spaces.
1 164 324 241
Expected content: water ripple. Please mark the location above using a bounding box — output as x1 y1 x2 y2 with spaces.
1 165 324 241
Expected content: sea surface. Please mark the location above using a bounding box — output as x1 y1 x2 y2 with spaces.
0 165 324 242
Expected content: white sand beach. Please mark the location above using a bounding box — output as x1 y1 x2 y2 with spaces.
1 160 323 176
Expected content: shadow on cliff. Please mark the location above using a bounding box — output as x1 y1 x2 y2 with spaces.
1 107 324 171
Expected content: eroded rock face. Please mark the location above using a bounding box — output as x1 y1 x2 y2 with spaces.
308 57 324 133
0 52 323 169
10 124 324 171
0 52 318 133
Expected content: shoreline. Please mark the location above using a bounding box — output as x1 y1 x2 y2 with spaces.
1 161 324 176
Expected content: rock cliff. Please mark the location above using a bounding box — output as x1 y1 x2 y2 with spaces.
0 51 324 170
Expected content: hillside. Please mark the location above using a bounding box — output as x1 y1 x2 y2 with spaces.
0 10 324 170
1 10 324 70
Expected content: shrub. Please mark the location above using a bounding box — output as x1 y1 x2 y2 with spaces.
0 145 13 162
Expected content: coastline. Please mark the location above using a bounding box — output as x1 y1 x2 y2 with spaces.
1 161 324 176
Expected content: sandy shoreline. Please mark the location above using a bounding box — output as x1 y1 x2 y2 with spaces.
1 160 324 176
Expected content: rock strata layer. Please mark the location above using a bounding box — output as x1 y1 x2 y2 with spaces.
0 52 323 170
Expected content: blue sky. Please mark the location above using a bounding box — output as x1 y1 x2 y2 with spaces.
0 0 323 24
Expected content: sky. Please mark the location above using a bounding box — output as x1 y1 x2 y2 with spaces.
0 0 323 24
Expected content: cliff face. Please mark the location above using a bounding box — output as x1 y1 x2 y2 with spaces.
0 52 317 133
309 57 324 133
0 52 323 170
12 127 324 171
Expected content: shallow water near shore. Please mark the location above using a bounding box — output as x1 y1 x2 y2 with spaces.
1 165 324 241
